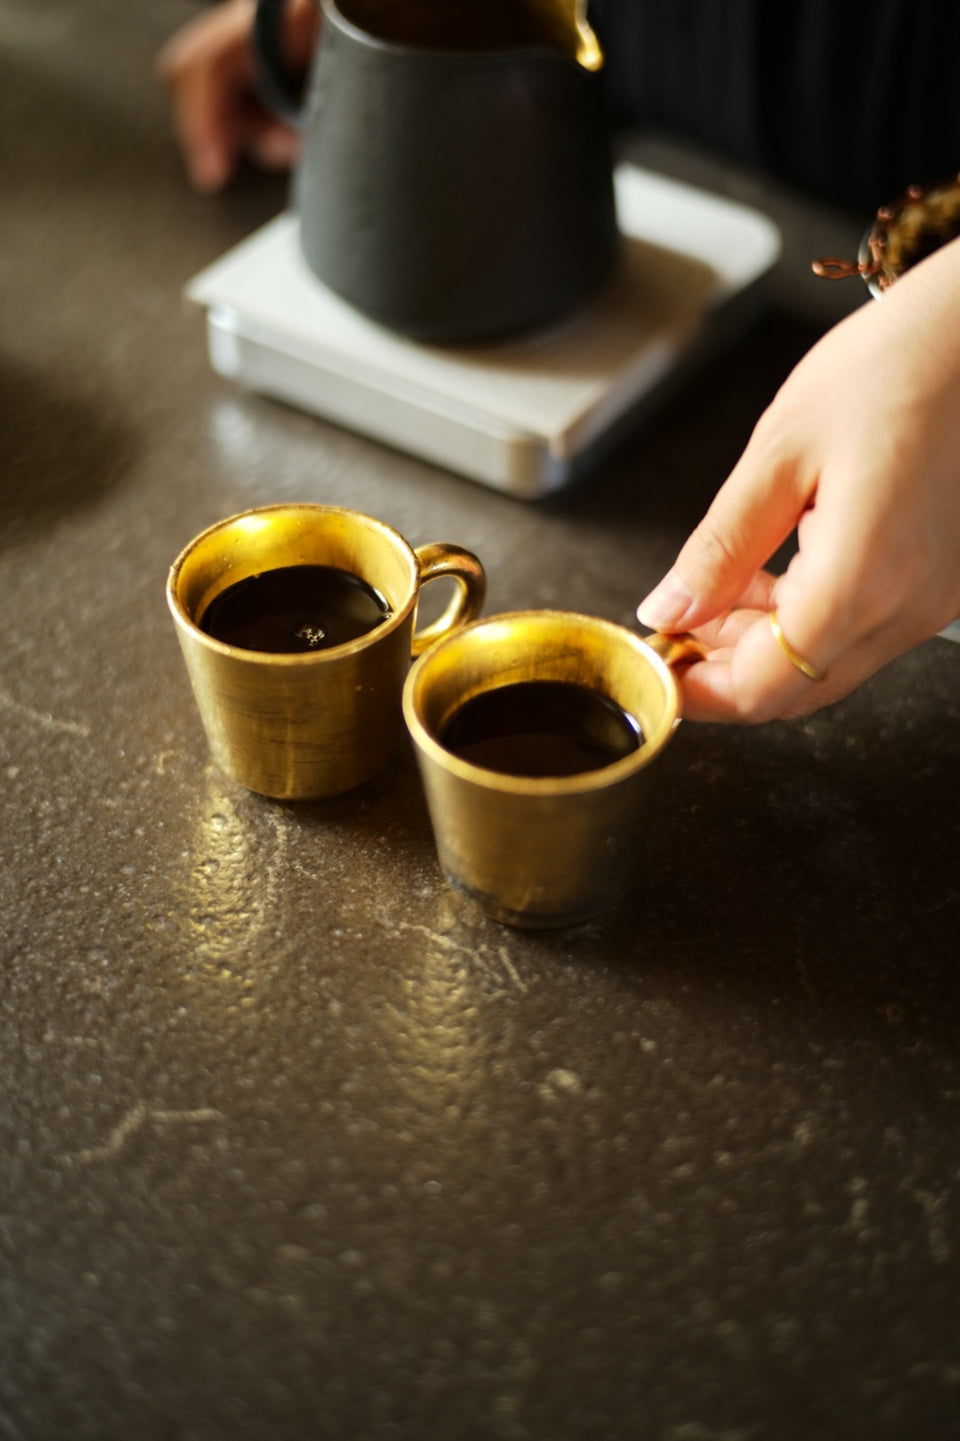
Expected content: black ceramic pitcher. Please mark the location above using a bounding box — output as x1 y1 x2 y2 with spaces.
254 0 620 341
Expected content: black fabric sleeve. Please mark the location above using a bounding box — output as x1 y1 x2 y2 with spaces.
588 0 960 211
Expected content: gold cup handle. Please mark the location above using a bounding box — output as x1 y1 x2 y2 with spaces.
642 631 706 669
411 543 487 657
641 631 706 729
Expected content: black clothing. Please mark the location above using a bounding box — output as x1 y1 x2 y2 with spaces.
589 0 960 211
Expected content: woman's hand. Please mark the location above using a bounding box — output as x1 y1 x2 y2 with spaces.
156 0 318 192
638 234 960 723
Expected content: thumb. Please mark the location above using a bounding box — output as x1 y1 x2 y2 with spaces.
637 435 810 631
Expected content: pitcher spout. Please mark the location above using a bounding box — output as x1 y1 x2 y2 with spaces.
526 0 604 70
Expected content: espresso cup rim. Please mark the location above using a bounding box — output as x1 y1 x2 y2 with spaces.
402 608 682 796
166 502 419 664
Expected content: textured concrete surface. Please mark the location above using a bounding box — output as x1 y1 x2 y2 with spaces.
2 4 960 1439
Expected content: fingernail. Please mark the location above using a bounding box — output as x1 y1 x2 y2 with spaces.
636 570 693 630
254 127 299 168
190 147 229 193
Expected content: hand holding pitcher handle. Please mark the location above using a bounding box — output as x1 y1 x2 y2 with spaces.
156 0 317 191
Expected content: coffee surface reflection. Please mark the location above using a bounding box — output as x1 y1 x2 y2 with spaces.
199 564 392 653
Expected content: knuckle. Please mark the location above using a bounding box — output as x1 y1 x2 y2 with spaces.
743 399 797 473
687 512 752 580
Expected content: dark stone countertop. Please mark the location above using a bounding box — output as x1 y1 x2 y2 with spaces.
2 4 959 1439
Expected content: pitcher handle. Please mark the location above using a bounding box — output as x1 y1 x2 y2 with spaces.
253 0 305 123
411 544 487 658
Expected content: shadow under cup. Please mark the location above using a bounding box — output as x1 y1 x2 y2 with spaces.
402 610 692 928
167 504 485 800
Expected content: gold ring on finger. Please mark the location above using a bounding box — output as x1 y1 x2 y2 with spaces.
768 611 828 682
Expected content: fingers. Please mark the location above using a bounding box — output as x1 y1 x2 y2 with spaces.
157 0 259 190
659 528 927 724
635 419 831 723
676 603 912 724
156 0 311 191
247 119 302 171
170 77 238 193
643 573 833 724
634 429 873 722
676 610 838 724
637 409 814 632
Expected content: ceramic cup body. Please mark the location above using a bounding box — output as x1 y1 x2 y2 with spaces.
167 504 485 800
254 0 620 340
402 610 698 927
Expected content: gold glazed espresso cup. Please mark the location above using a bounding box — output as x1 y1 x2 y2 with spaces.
167 504 486 800
402 610 701 928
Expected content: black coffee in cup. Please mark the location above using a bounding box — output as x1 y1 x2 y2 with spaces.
199 564 392 653
439 680 642 777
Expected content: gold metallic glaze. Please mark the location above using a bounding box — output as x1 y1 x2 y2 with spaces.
167 504 485 800
527 0 604 69
403 611 704 928
769 611 828 683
